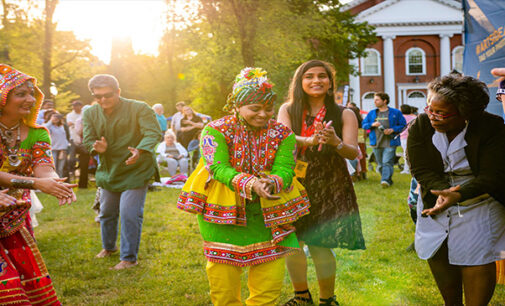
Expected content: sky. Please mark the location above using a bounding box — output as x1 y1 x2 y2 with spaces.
53 0 354 64
54 0 167 64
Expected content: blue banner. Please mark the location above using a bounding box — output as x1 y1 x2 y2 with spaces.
463 0 505 117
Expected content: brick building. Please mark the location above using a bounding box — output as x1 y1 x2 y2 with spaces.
344 0 464 112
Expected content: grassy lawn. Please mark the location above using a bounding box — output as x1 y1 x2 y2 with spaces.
33 169 505 305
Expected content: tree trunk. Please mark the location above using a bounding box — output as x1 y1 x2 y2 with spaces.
42 0 58 99
165 0 177 107
230 0 257 66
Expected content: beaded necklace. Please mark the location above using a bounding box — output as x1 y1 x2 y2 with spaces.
0 121 22 167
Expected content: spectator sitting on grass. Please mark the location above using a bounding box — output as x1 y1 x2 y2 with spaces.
156 130 188 176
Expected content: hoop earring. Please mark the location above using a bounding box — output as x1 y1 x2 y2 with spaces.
327 89 333 96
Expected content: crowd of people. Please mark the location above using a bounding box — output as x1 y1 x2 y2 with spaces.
0 61 504 305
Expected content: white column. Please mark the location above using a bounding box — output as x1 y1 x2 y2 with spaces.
382 35 396 106
348 58 360 106
440 34 452 77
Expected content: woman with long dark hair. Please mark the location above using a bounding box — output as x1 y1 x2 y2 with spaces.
278 60 365 305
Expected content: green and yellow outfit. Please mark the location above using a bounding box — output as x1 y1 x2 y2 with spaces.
178 115 310 305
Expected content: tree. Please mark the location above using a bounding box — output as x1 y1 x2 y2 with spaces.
42 0 57 98
158 0 376 119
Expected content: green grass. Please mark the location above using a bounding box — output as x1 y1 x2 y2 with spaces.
33 169 505 305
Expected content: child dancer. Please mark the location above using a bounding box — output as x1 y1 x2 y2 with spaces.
178 68 310 305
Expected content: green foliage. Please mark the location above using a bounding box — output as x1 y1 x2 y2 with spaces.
1 0 376 118
153 0 377 119
34 171 505 304
0 0 104 112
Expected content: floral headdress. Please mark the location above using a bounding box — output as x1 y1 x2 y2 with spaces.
0 64 44 128
223 67 276 112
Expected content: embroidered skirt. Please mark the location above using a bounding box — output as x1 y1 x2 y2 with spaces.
0 226 60 305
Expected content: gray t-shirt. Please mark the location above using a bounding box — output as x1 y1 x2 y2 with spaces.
376 110 390 148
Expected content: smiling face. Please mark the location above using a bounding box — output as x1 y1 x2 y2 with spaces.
301 66 331 99
92 86 120 113
2 82 36 120
182 106 194 117
237 103 274 128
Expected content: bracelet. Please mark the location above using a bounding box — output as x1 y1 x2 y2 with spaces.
11 178 35 189
336 142 344 150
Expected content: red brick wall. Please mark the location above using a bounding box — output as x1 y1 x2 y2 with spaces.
358 34 463 101
348 0 386 15
359 39 384 98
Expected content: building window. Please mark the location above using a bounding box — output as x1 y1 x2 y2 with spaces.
452 46 464 73
361 92 376 113
406 91 426 113
406 47 426 75
408 91 425 98
360 48 381 76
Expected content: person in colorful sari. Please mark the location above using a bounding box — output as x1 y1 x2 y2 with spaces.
0 64 77 305
177 67 310 306
278 60 365 306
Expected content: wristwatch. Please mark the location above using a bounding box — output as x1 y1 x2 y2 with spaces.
336 142 344 150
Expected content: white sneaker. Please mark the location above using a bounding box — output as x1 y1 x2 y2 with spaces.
380 181 390 188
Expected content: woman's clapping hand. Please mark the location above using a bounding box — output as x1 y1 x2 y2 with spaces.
422 185 461 216
34 177 77 205
0 190 18 209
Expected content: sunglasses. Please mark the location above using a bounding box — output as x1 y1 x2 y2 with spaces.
92 92 115 100
424 106 458 121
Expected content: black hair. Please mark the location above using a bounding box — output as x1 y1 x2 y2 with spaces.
427 74 489 120
400 104 412 115
285 60 342 137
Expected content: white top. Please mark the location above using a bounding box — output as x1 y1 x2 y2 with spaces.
415 126 505 265
156 141 188 158
171 112 184 132
66 111 82 142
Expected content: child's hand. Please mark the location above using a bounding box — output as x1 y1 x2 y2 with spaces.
252 180 280 200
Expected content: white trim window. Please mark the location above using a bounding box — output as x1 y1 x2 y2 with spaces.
406 47 426 75
408 91 425 98
361 92 376 113
452 46 464 73
360 48 381 76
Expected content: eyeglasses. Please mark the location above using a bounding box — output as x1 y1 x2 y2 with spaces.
92 92 115 100
424 106 458 121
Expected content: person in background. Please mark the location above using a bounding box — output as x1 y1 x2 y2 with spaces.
66 100 83 177
492 68 505 118
0 64 76 305
170 101 186 140
74 104 91 188
362 92 406 188
83 74 162 270
44 112 70 178
179 105 204 149
399 104 417 174
347 102 367 180
178 67 309 305
156 130 188 176
491 67 505 285
36 99 54 125
278 60 365 306
407 74 505 305
152 103 167 133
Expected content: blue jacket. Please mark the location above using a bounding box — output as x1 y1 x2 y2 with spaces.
362 107 406 147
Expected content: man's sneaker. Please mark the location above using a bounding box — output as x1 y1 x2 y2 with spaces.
381 181 390 188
